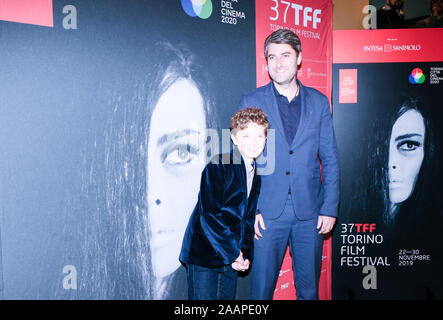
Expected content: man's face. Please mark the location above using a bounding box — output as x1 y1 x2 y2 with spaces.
231 122 267 163
388 0 404 10
266 43 301 87
431 0 443 14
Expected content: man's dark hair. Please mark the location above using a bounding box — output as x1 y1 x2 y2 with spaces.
264 29 302 58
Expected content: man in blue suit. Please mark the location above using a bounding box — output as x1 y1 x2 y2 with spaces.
239 29 339 300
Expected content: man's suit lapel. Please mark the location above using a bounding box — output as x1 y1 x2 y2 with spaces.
291 80 312 148
263 83 286 140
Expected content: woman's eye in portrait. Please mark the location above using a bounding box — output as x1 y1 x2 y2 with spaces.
162 143 200 166
397 140 421 153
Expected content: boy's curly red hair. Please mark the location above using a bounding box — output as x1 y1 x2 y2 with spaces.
230 107 270 135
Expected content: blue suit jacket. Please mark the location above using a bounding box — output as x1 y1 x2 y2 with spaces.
239 80 339 220
179 151 261 268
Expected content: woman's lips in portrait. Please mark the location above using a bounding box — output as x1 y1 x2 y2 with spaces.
150 227 175 249
389 179 403 188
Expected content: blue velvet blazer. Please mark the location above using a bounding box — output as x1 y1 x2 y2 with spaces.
179 150 261 268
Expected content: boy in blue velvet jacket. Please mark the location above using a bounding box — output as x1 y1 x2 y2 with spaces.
179 107 269 300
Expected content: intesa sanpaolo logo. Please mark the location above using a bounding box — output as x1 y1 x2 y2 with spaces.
181 0 213 19
409 68 426 84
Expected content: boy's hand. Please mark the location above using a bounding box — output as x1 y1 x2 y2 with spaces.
254 214 266 240
231 251 250 271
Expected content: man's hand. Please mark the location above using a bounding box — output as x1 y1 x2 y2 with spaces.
231 251 250 272
317 215 336 234
254 213 266 240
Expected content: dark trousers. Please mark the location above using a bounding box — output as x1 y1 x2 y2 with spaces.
250 194 323 300
186 264 238 300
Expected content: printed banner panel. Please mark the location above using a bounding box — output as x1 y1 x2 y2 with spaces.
0 0 255 299
332 29 443 299
255 0 333 300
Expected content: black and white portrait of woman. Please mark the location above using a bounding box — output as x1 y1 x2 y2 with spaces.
58 1 255 300
76 41 219 299
145 42 218 298
364 96 439 235
387 103 427 222
0 0 255 299
340 93 441 235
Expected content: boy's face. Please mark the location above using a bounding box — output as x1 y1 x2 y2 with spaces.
231 122 267 162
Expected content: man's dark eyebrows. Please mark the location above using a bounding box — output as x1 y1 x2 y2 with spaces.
394 133 423 141
157 129 200 146
268 51 291 56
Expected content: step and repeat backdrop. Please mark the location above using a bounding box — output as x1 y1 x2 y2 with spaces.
4 0 441 301
0 0 335 300
332 28 443 299
254 0 333 300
